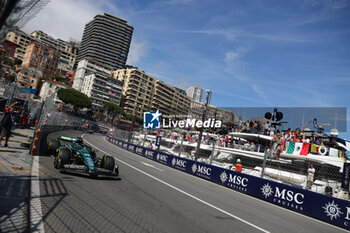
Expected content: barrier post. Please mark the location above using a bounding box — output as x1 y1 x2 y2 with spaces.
209 139 216 165
178 134 184 157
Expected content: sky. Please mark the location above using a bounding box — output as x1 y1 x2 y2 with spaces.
22 0 350 139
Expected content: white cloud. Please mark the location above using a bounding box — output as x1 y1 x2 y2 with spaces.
224 51 240 64
187 29 239 41
127 40 149 66
21 0 123 41
21 0 148 68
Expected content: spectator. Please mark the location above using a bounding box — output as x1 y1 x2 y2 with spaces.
21 112 28 129
307 164 316 189
0 102 17 147
315 137 321 145
235 159 242 172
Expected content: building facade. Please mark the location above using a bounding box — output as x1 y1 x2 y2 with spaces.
112 68 191 118
30 30 78 76
22 41 61 80
186 86 203 103
0 39 19 58
16 67 43 89
76 13 133 69
190 102 234 124
73 59 123 110
6 30 35 62
39 80 71 102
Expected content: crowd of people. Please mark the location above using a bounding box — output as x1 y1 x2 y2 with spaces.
0 102 34 147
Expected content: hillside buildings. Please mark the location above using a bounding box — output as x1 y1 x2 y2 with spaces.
5 29 34 62
186 86 203 103
73 59 123 110
112 67 191 118
76 13 133 69
39 80 72 102
16 67 43 89
22 41 60 80
30 30 79 76
190 101 234 123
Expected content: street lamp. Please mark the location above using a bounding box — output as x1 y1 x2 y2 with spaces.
194 90 211 160
128 104 141 142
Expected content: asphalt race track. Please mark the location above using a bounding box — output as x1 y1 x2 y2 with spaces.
36 130 346 233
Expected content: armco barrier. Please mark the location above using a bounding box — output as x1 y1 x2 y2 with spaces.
34 125 84 155
107 136 350 230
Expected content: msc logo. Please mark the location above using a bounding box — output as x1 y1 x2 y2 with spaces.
157 153 168 162
192 163 211 176
143 110 161 129
172 158 186 168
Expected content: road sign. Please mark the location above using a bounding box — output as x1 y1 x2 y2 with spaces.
19 88 37 94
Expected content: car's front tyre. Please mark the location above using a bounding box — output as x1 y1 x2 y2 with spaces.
54 148 71 169
48 139 60 156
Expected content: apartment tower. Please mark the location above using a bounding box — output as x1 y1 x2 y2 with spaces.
76 13 133 69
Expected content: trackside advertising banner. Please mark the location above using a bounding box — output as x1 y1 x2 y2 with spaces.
107 136 350 230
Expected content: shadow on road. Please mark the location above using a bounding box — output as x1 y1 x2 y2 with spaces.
0 175 30 233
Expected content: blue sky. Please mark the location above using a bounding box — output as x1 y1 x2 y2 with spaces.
23 0 350 138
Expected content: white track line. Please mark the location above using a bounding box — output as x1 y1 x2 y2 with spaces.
83 138 270 233
141 162 164 172
98 137 350 233
30 156 45 233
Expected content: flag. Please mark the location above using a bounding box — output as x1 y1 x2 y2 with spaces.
286 141 295 154
329 148 339 157
339 151 345 163
293 142 303 155
300 143 310 155
280 138 286 151
287 141 310 155
310 144 319 154
218 139 223 147
187 133 194 143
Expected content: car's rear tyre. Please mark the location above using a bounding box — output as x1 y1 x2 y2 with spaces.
54 148 71 168
48 139 60 155
101 154 115 171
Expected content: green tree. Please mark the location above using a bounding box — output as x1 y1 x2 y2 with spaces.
57 88 92 112
103 102 124 124
7 73 16 82
0 55 13 66
135 116 143 125
54 75 64 82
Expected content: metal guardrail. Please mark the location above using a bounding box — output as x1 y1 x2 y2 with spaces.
108 127 348 202
107 136 350 231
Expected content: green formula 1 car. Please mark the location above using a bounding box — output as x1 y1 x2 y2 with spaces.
47 136 119 178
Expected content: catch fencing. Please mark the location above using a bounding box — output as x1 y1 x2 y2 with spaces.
107 127 349 203
107 136 350 230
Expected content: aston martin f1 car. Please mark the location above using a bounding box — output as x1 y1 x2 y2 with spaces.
47 136 119 178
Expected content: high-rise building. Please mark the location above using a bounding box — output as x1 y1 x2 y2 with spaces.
112 67 191 118
6 29 35 62
22 41 61 80
30 30 79 75
186 86 203 103
76 13 133 69
73 59 123 110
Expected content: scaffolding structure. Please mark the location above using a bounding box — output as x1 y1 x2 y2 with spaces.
0 0 49 43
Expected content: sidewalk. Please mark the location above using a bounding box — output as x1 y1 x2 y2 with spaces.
0 127 34 233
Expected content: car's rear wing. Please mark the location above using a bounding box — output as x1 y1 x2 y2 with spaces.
58 136 83 143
